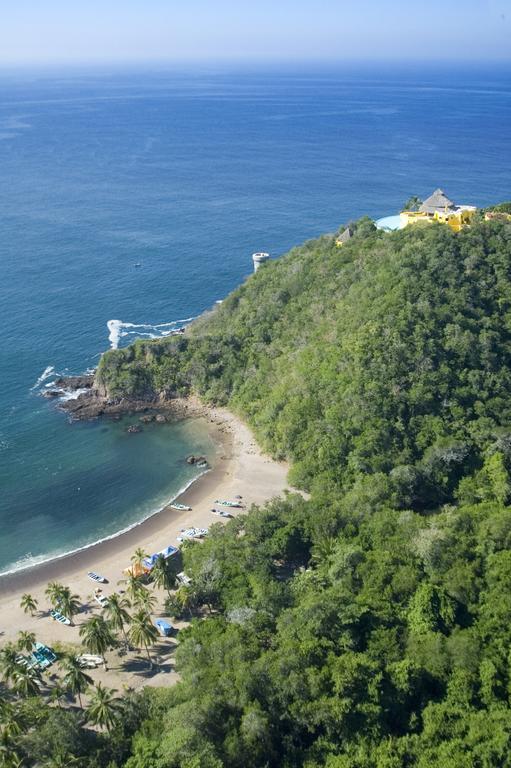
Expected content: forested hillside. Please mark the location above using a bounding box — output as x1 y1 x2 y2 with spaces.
98 216 511 508
5 216 511 767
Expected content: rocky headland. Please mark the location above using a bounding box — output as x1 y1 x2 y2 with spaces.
45 372 210 423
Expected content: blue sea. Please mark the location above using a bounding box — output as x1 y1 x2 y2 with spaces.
1 63 510 574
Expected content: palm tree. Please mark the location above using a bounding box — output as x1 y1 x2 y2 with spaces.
0 644 20 685
49 681 67 709
130 547 148 574
43 752 84 768
58 587 81 621
150 555 176 597
79 616 115 664
174 585 196 618
20 593 38 616
128 610 158 668
0 700 25 740
120 572 147 605
101 594 131 644
403 194 423 212
311 535 337 567
86 682 121 731
132 585 157 614
59 655 92 709
0 743 23 768
12 665 41 698
45 581 65 610
16 631 36 654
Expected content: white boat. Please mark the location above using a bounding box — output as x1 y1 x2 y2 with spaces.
50 610 71 625
76 654 104 668
170 502 192 511
214 499 244 508
94 594 109 608
211 508 232 518
87 571 107 583
177 527 209 542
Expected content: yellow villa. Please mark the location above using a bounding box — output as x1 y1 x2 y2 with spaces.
400 188 477 232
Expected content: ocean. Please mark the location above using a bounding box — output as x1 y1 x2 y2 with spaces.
1 63 510 574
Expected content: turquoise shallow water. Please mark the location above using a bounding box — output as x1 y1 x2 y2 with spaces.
0 414 215 574
0 63 510 574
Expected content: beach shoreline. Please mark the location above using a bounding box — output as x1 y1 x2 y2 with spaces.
0 401 290 650
0 413 230 595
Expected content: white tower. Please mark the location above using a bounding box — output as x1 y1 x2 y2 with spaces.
252 252 270 273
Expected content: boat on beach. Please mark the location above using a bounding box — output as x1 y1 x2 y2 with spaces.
211 508 232 518
177 527 208 542
87 571 107 583
50 609 71 625
214 499 244 508
76 653 104 669
170 502 192 511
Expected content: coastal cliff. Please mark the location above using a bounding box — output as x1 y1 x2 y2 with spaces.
87 215 511 502
23 210 511 766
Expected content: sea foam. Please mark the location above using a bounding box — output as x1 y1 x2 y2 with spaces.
107 317 197 349
30 365 55 390
0 468 210 578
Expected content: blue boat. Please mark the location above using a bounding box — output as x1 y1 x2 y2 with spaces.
31 650 51 669
154 619 173 637
35 642 57 664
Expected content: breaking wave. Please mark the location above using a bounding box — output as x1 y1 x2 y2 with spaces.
107 317 196 350
30 365 55 390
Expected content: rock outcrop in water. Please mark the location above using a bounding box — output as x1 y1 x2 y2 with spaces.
48 371 206 422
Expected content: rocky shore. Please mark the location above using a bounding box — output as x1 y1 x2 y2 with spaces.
43 373 210 423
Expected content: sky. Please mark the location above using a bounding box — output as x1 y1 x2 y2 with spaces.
0 0 509 65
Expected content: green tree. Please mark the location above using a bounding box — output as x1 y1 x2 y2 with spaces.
78 616 115 665
45 582 66 610
131 585 157 614
58 588 81 621
58 656 92 709
0 643 20 685
12 665 41 698
407 583 456 635
85 682 121 731
130 548 148 573
19 593 38 616
128 611 158 668
150 554 176 597
403 195 423 211
102 593 131 644
16 631 36 654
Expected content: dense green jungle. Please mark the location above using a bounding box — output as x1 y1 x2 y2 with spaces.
4 211 511 767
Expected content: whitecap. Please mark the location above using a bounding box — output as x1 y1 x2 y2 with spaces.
30 365 55 390
106 317 197 349
58 388 88 402
107 319 123 349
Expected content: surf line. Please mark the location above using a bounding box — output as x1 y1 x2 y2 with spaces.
107 318 196 350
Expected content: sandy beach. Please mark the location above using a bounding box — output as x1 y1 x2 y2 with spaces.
0 402 290 691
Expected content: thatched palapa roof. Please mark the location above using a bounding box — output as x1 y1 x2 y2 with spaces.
419 189 455 214
336 226 354 244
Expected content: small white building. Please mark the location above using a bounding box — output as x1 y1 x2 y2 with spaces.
252 252 270 272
